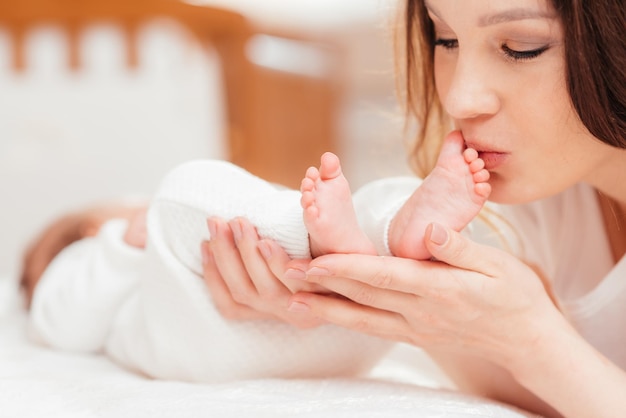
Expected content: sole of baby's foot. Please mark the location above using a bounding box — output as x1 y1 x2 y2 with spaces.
388 131 491 259
301 152 377 258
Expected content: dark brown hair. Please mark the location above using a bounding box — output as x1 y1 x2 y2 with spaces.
404 0 626 174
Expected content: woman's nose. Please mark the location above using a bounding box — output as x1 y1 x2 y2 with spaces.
441 54 500 120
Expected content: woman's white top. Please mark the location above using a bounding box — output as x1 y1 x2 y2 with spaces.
500 183 626 370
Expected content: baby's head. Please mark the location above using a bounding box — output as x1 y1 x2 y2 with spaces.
20 202 148 308
20 212 85 308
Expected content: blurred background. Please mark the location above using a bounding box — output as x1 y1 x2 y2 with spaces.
0 0 413 279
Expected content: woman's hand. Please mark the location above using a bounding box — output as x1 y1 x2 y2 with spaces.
287 222 562 370
200 217 326 329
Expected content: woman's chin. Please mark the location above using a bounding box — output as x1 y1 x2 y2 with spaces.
485 181 534 205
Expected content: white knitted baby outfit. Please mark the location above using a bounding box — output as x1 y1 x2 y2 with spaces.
31 160 391 383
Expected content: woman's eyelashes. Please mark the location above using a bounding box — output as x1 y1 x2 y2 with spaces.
500 43 549 61
434 37 549 62
434 38 458 50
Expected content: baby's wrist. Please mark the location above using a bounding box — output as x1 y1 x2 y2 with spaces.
383 201 410 256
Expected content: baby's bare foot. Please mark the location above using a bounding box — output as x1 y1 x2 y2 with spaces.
301 152 377 258
388 130 491 259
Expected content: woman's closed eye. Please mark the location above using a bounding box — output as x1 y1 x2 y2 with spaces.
434 37 550 62
500 43 549 61
434 37 458 50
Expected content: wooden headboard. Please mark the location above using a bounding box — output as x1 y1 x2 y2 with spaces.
0 0 339 187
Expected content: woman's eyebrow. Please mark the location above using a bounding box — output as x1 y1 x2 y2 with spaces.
424 1 555 26
477 8 556 26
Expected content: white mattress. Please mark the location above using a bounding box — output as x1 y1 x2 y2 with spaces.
0 276 538 418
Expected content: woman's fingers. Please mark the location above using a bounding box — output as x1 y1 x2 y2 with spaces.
302 224 504 298
298 271 420 315
258 238 330 294
206 218 257 300
201 240 275 321
203 217 324 329
230 218 326 328
227 218 288 300
305 253 456 297
424 222 504 276
289 292 413 343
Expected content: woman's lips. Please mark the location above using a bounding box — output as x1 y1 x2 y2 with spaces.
477 151 509 171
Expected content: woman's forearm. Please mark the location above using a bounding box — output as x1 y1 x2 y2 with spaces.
426 349 561 417
427 310 626 418
509 311 626 418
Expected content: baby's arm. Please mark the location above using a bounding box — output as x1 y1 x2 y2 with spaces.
29 219 144 353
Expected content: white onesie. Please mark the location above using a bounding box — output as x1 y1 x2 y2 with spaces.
30 160 394 383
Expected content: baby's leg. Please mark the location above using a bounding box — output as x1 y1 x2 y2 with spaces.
388 131 491 259
301 153 377 258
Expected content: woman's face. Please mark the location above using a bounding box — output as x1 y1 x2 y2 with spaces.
428 0 618 204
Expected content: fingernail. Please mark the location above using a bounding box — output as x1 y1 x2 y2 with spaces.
429 223 449 246
201 242 212 265
284 268 306 280
306 266 331 276
207 218 217 237
288 301 310 312
257 240 272 259
230 219 242 243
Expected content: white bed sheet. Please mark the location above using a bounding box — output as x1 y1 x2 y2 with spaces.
0 276 539 418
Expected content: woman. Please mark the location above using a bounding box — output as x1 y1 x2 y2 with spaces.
201 0 626 416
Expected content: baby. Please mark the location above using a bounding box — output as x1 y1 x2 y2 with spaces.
28 130 489 383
